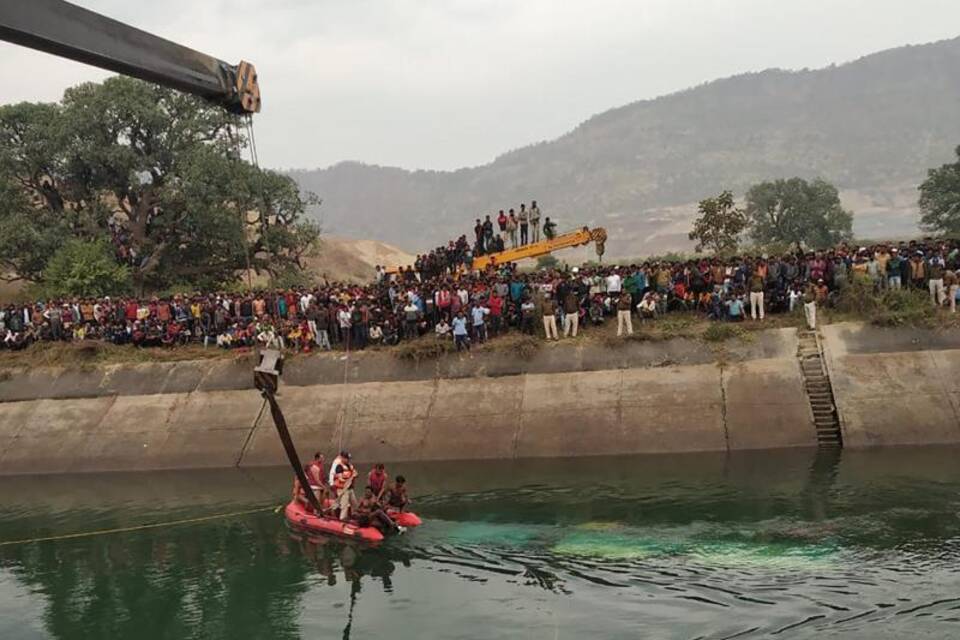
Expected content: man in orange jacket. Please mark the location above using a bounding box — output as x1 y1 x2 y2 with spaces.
332 452 358 521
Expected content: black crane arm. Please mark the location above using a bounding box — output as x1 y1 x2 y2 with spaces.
0 0 260 114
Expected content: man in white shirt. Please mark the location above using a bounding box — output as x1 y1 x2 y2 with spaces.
637 293 657 320
471 303 490 343
402 301 420 340
518 205 530 246
606 268 622 295
529 200 542 243
257 325 280 349
299 291 314 314
337 305 352 346
788 287 802 312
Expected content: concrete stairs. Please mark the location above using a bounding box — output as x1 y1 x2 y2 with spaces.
797 330 843 448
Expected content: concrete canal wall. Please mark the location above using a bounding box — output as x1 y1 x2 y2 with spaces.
0 322 958 474
821 322 960 448
0 329 815 474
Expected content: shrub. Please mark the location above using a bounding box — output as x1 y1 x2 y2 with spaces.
393 338 455 361
702 323 744 342
835 280 936 327
38 238 130 298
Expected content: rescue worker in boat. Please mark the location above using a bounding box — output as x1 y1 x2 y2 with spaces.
307 452 330 503
385 475 409 512
367 463 389 502
332 453 359 521
292 464 315 513
328 450 351 486
354 486 404 535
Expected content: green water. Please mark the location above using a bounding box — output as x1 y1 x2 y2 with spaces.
1 448 960 639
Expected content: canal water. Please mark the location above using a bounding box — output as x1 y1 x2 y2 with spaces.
1 447 959 639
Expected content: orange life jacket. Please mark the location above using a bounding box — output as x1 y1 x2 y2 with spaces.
328 456 345 485
333 467 356 491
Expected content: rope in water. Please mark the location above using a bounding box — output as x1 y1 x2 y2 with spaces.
240 112 353 453
337 337 352 452
0 504 282 548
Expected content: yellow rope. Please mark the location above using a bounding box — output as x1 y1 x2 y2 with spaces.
0 504 282 548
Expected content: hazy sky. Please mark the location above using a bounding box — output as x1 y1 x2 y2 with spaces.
2 1 959 170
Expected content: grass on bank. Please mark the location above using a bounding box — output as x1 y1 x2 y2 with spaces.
0 339 245 370
833 281 943 328
393 332 541 362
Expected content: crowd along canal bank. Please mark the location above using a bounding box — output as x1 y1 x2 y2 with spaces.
0 321 959 474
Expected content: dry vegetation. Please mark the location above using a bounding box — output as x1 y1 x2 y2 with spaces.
0 340 245 370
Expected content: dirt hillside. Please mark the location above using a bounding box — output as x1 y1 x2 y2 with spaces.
304 235 414 283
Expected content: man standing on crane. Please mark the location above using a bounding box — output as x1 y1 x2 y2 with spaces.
519 204 530 246
507 210 519 248
530 200 542 243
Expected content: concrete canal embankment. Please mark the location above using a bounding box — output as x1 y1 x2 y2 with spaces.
821 322 960 448
0 322 957 474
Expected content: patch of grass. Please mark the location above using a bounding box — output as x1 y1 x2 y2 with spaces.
599 330 659 348
392 337 455 361
655 315 700 339
0 340 237 371
393 332 542 362
701 323 746 343
477 333 542 359
835 281 938 328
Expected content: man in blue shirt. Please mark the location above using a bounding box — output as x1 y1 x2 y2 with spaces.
509 278 526 304
471 302 489 344
452 311 470 351
726 296 745 322
509 278 526 327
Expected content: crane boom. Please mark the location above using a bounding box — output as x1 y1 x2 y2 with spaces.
0 0 260 114
385 227 607 275
472 226 607 272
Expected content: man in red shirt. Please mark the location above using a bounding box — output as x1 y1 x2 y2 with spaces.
124 299 138 322
488 291 504 337
306 452 329 503
436 287 452 321
307 452 325 487
367 463 388 501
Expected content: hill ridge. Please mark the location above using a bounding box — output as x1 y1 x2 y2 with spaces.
292 36 960 256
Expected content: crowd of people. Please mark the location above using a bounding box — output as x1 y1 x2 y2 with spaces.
2 237 960 354
395 200 559 280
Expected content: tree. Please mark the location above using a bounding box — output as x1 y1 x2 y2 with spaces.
918 145 960 235
688 190 747 254
0 77 319 292
536 254 560 270
0 102 77 282
745 177 853 250
40 239 130 297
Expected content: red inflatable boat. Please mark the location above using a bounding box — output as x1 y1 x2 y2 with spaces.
388 510 422 528
284 500 422 542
